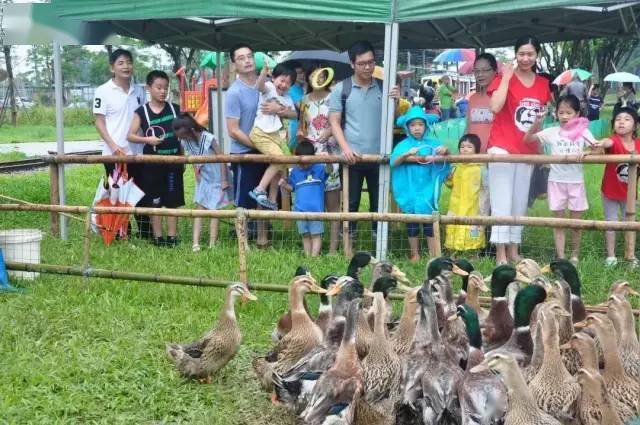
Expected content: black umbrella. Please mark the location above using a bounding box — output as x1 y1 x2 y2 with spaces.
280 50 353 81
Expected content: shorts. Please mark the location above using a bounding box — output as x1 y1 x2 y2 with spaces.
231 157 268 209
144 164 185 208
407 222 434 238
602 194 625 222
547 181 588 211
250 127 285 156
297 220 324 235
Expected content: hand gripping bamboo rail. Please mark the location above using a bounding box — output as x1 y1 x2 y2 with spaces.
4 203 640 231
5 261 638 318
43 153 640 165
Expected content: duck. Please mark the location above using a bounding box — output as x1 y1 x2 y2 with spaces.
166 283 257 383
575 313 640 418
366 274 407 329
301 299 364 425
453 258 476 306
453 304 507 425
426 256 470 280
470 353 562 425
485 284 547 367
482 265 517 351
271 266 313 343
543 259 585 322
354 292 401 425
504 258 538 316
272 276 365 412
561 333 632 424
432 271 470 369
397 276 463 425
528 306 580 422
252 275 327 393
461 271 490 321
576 368 624 425
609 279 640 299
604 294 640 380
391 287 420 356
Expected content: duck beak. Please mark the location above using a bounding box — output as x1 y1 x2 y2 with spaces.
574 319 588 329
559 342 572 350
595 301 609 308
242 291 258 302
311 285 328 294
483 275 492 284
391 267 411 284
363 288 375 297
447 313 459 322
557 309 572 318
469 363 489 374
540 264 551 274
452 264 469 276
515 271 531 283
627 287 640 296
326 284 342 296
369 256 379 265
479 282 490 292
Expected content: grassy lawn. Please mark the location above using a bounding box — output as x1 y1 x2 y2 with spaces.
0 124 97 144
1 157 639 422
0 151 27 161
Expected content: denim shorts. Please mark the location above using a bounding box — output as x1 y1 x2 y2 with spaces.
407 222 434 238
297 220 324 235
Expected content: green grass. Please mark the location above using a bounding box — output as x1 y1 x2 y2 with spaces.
0 124 97 144
1 162 639 423
0 151 27 161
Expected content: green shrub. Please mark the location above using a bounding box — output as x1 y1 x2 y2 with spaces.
17 106 94 127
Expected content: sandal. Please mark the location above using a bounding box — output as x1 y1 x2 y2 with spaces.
605 257 618 267
627 257 639 269
192 244 201 252
249 189 277 210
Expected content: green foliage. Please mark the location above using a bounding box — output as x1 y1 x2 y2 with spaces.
0 125 96 143
0 151 27 161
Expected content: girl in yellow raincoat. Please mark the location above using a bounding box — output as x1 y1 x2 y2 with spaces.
445 134 489 251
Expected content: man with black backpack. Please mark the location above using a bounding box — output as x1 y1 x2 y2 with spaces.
329 40 399 241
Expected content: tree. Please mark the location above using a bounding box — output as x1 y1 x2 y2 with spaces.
540 37 640 96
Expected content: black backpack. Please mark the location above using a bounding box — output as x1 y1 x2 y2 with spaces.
340 76 384 128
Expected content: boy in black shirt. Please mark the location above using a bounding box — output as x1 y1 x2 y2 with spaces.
128 70 185 246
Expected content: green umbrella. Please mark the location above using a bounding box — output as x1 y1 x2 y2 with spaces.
572 68 592 80
199 52 225 69
254 52 277 72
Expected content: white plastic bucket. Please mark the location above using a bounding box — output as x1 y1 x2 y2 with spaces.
0 229 43 280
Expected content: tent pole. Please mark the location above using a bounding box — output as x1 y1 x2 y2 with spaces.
376 22 399 261
53 41 67 240
215 51 226 153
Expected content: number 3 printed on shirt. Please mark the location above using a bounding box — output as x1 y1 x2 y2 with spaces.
94 98 101 109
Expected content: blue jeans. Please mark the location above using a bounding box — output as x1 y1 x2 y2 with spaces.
297 220 324 235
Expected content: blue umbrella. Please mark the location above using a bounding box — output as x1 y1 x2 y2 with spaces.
433 48 476 63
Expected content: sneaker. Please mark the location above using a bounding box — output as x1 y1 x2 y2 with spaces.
166 236 178 247
628 257 639 269
570 257 579 266
192 244 201 252
605 257 618 267
153 237 166 247
249 189 276 210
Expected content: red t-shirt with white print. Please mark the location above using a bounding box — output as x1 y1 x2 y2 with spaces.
601 133 640 201
487 74 551 154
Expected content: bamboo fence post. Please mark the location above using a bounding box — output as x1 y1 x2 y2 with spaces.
82 210 92 287
432 212 442 257
49 164 60 237
281 188 291 230
342 165 351 258
625 161 638 260
235 209 248 286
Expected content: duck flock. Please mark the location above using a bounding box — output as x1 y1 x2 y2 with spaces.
165 253 640 425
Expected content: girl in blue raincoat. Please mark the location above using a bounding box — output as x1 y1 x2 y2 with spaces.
390 105 450 262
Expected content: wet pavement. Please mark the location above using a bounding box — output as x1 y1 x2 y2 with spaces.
0 141 102 156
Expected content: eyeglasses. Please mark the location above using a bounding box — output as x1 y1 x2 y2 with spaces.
473 68 494 74
354 60 376 69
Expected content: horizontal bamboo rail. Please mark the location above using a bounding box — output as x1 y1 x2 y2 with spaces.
43 153 640 165
6 261 638 317
4 203 640 231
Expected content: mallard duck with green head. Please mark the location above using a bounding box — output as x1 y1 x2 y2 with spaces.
453 304 507 425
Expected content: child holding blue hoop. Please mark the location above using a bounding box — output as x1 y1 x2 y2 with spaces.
390 106 450 262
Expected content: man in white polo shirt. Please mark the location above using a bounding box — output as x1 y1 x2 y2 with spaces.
93 49 149 238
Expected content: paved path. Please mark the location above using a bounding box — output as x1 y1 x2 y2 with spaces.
0 141 102 156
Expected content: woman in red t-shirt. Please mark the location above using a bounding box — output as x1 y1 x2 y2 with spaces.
487 36 551 265
591 106 640 267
